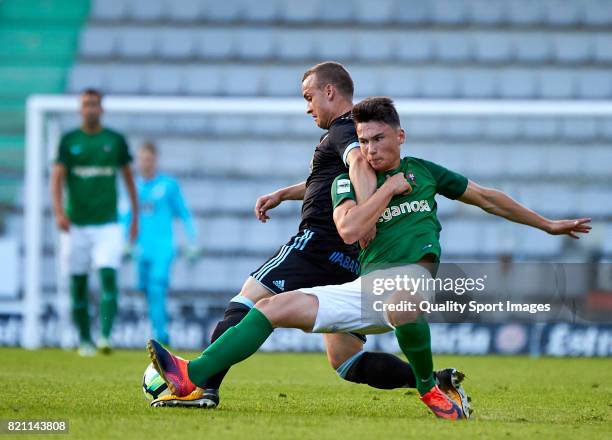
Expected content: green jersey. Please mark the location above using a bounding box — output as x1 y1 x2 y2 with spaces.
331 156 468 275
56 128 132 226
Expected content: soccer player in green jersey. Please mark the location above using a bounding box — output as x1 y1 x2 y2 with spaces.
147 97 591 418
51 89 139 356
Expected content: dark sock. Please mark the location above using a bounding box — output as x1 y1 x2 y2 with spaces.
203 301 251 389
70 274 91 343
99 268 118 339
343 352 417 389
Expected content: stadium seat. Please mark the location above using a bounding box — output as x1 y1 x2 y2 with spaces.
507 0 544 25
166 0 203 22
593 34 612 62
538 70 577 99
158 29 195 60
467 0 506 25
195 29 236 59
354 31 395 62
440 221 480 255
583 146 612 176
235 29 276 60
396 0 431 24
143 66 184 95
350 67 382 97
79 28 115 59
91 0 127 21
579 187 612 217
262 66 303 96
202 0 243 22
318 0 354 22
107 66 143 94
280 0 320 22
433 32 472 63
420 69 459 98
513 33 551 63
380 67 420 97
522 117 558 140
314 30 354 60
125 0 165 22
395 33 434 62
443 117 482 141
560 118 598 141
543 0 582 26
276 30 315 60
583 0 612 26
552 34 592 64
473 33 513 63
117 29 156 60
221 65 264 95
577 71 612 99
431 0 468 24
460 69 498 98
516 227 562 257
68 65 106 92
243 0 278 22
354 0 396 24
184 66 222 95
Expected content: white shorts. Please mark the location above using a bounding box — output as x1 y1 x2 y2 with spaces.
300 264 434 335
60 223 124 275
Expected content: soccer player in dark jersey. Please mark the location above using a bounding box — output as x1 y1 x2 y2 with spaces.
184 62 437 408
51 89 139 356
147 97 591 418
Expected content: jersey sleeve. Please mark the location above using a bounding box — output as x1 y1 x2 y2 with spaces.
331 173 356 209
331 122 360 167
55 134 70 166
418 158 468 199
117 134 132 166
169 177 197 241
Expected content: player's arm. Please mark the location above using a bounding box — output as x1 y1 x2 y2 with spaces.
458 180 592 239
121 165 139 241
170 179 197 242
50 163 70 231
334 174 410 245
254 181 306 223
345 148 378 247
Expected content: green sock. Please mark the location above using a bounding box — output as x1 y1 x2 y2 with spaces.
188 308 273 387
394 315 436 395
70 274 91 344
99 268 118 339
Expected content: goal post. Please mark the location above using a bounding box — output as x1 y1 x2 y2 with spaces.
22 95 612 349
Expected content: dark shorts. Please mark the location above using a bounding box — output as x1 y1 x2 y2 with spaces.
250 228 366 343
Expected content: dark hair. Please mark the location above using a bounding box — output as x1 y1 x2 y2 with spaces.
140 142 157 155
352 96 400 128
302 61 354 98
81 88 103 102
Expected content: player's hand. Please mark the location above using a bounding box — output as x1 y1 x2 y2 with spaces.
129 219 138 242
254 192 282 223
546 218 592 239
359 226 376 249
184 245 200 264
384 173 412 196
56 212 70 232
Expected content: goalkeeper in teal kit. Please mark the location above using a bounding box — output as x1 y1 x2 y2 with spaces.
126 143 197 345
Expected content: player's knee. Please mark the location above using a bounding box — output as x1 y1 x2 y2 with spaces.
240 277 273 303
327 352 351 370
386 308 420 327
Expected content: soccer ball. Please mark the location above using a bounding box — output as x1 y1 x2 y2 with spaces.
142 363 171 401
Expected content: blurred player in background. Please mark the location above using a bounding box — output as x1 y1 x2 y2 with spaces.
50 88 138 356
124 142 198 347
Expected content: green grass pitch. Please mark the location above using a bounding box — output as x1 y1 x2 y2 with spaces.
1 348 610 439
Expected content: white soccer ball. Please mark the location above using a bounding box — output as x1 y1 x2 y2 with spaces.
142 363 171 401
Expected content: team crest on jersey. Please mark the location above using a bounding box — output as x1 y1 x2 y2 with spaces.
406 170 416 184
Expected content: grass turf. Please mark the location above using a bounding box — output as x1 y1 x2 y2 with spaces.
1 348 610 439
